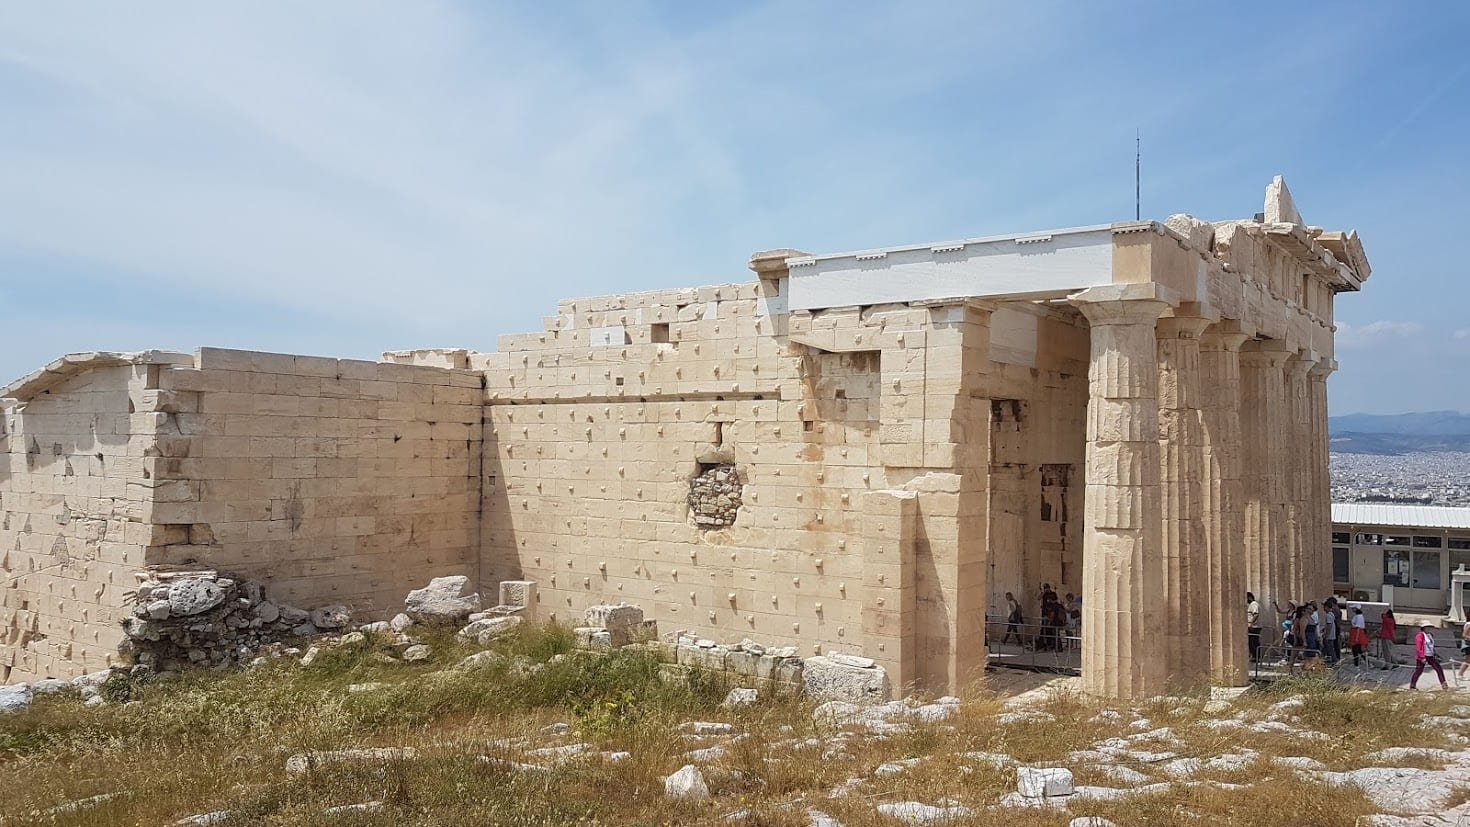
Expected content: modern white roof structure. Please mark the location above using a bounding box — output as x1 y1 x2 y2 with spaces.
783 222 1123 311
1331 503 1470 531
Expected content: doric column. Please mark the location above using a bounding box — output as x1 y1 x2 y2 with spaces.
1284 353 1315 601
1308 359 1335 599
1240 340 1292 618
1157 314 1210 684
1199 324 1249 684
1072 283 1172 699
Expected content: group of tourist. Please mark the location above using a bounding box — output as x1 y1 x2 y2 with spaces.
998 584 1081 651
1246 591 1470 691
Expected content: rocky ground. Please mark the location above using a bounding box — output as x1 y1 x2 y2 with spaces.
6 622 1470 827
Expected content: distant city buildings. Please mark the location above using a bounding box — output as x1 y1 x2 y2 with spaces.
1331 451 1470 507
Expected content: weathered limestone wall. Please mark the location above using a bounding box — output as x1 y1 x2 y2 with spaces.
0 354 189 681
479 282 888 674
478 275 1089 692
144 348 484 615
1 348 483 680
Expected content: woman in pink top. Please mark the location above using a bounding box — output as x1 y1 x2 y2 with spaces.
1411 624 1449 690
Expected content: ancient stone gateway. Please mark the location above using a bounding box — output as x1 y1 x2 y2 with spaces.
0 177 1370 698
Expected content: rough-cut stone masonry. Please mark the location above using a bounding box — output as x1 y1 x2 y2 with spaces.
687 464 743 528
2 177 1373 698
122 569 348 672
1 348 481 682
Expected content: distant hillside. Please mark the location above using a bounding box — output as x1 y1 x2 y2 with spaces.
1329 411 1470 455
1330 411 1470 436
1330 432 1470 455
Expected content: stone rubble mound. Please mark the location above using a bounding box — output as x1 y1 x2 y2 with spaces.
121 569 349 672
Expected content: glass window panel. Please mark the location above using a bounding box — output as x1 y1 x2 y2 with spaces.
1451 550 1470 572
1415 536 1444 548
1358 533 1384 545
1450 538 1470 550
1384 549 1409 586
1333 547 1350 582
1386 535 1413 546
1413 550 1442 591
1333 532 1352 544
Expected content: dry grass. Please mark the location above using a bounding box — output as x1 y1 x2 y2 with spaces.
0 627 1465 826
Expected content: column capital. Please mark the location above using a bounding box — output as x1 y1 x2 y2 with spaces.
1309 357 1337 379
1156 316 1211 340
1284 350 1318 379
1239 338 1293 368
1200 324 1251 352
1070 283 1177 326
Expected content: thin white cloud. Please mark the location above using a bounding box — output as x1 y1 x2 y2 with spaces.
0 3 1053 343
1336 320 1425 348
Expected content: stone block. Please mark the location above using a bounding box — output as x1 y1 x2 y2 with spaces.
773 658 804 685
571 627 612 650
726 649 758 678
498 580 536 610
1017 767 1075 798
404 576 481 625
801 655 891 703
583 603 644 645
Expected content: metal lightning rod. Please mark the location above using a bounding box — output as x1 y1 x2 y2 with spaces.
1135 131 1141 221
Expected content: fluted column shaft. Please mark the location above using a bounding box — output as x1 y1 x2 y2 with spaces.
1284 355 1314 601
1308 361 1335 599
1074 286 1171 699
1240 341 1293 618
1157 316 1210 685
1200 327 1250 684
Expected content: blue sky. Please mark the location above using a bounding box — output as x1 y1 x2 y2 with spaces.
1 2 1466 414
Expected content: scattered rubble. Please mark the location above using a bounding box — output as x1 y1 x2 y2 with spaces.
664 764 711 800
875 801 972 824
0 683 34 714
122 570 347 672
284 747 418 777
723 687 759 707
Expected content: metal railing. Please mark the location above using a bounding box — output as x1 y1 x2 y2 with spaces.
984 615 1081 674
